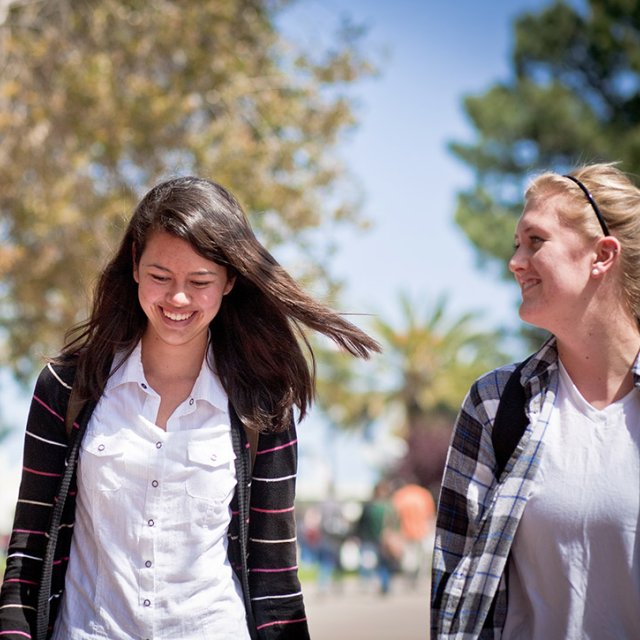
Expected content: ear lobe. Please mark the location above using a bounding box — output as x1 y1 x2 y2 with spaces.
223 275 236 296
132 244 139 283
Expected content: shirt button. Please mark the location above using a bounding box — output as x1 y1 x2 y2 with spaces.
151 480 159 488
148 519 155 527
189 398 194 406
141 383 148 389
97 444 105 452
156 441 162 449
210 453 217 462
143 599 151 607
145 560 152 568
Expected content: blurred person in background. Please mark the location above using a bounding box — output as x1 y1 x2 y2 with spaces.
432 163 640 638
391 480 435 587
0 176 379 640
314 485 350 595
297 487 349 596
356 479 400 596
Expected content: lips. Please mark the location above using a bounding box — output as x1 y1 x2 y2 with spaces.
517 276 540 293
162 308 195 322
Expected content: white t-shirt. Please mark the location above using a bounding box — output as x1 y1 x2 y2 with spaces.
52 343 251 640
503 361 640 639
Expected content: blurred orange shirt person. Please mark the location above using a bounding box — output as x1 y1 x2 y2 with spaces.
392 483 435 541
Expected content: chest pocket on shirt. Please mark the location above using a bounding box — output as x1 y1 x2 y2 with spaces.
79 436 125 493
185 439 237 504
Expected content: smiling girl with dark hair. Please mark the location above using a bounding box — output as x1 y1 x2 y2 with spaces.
0 176 380 640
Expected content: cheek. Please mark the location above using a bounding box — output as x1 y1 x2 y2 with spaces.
136 286 149 313
136 282 158 309
201 289 226 312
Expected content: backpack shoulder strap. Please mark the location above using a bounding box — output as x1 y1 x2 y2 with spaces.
492 358 531 479
244 425 259 472
64 382 84 440
229 404 259 473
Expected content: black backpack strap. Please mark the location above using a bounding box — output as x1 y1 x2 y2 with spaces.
65 382 84 440
492 358 531 479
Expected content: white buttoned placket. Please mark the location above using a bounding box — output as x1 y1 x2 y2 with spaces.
136 382 163 637
133 383 234 639
132 382 243 639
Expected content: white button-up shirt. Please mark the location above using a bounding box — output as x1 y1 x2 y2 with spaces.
52 342 251 640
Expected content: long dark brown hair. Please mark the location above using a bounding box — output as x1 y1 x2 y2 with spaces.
58 176 380 431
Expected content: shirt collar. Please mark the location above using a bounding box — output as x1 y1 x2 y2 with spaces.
631 348 640 389
519 335 558 387
191 351 228 411
106 340 228 412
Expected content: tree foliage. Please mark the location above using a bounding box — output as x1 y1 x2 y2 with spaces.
453 0 640 274
0 0 375 378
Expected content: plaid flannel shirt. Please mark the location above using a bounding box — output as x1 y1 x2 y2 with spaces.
431 337 559 639
431 335 640 639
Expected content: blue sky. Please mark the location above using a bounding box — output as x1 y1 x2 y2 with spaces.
278 0 565 498
0 0 567 516
280 0 561 333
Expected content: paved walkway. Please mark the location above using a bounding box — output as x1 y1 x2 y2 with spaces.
303 576 429 640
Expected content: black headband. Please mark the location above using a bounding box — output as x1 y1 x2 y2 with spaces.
563 174 610 237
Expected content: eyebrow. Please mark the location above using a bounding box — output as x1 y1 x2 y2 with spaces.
519 225 538 235
143 263 218 276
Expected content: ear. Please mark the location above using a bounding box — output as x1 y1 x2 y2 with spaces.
223 274 236 296
591 236 621 277
132 244 140 284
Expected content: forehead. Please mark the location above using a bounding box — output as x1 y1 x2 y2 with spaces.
142 231 196 255
516 197 564 233
140 231 222 271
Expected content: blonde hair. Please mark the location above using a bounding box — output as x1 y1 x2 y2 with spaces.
525 163 640 321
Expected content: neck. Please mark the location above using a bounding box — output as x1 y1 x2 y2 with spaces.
555 313 640 408
140 333 208 383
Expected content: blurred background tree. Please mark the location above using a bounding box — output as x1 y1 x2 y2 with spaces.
316 294 506 491
0 0 375 379
453 0 640 277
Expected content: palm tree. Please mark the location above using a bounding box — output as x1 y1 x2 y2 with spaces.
316 292 508 490
374 293 504 426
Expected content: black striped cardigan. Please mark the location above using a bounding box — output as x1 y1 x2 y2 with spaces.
0 361 309 639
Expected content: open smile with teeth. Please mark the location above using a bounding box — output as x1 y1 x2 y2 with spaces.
162 308 196 322
520 279 540 293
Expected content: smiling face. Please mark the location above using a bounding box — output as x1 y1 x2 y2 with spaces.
133 231 234 357
509 195 597 335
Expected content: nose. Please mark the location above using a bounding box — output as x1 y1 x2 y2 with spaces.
508 246 526 275
167 284 190 306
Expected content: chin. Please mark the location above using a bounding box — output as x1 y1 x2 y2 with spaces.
518 305 545 330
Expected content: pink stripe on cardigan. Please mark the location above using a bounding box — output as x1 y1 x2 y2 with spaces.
256 439 297 455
